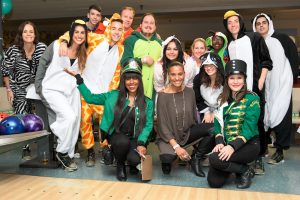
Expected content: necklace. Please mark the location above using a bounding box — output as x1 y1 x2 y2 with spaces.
24 46 35 60
172 90 185 133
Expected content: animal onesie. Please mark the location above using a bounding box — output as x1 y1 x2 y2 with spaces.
252 14 299 150
121 31 162 99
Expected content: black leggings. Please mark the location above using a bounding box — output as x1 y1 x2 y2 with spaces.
160 123 214 164
207 137 260 188
109 132 141 166
272 98 293 150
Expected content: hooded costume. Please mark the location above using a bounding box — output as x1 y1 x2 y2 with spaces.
252 13 299 150
205 32 229 67
223 10 273 157
53 14 124 150
35 20 88 158
223 10 273 93
121 30 162 99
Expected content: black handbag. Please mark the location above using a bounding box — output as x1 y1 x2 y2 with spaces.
102 146 114 165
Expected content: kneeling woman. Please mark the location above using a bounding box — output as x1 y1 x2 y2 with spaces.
65 59 153 181
207 60 260 189
156 61 213 177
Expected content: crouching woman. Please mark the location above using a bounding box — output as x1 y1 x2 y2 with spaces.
207 59 260 189
65 58 153 181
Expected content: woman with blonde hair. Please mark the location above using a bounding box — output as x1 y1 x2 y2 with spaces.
185 38 207 75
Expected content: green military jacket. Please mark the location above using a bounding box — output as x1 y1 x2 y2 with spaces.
78 83 154 144
214 92 260 150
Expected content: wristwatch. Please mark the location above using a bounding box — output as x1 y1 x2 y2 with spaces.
209 107 215 112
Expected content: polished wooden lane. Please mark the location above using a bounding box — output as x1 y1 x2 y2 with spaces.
0 174 299 200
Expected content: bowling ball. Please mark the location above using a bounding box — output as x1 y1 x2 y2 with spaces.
0 116 25 135
22 114 44 132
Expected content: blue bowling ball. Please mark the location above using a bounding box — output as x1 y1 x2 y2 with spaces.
0 116 26 135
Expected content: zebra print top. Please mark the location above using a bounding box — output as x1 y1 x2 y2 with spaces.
1 42 47 90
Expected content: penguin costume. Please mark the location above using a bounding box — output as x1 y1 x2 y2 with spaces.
252 13 299 164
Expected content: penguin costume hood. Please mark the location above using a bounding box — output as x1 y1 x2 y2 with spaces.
252 13 274 37
223 10 246 42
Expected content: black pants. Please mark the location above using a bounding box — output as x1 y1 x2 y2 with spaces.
109 132 141 166
271 98 293 150
160 123 214 164
207 137 260 188
257 89 268 156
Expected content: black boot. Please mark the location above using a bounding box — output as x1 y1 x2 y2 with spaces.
129 165 139 175
161 163 171 174
190 155 205 177
86 148 95 167
116 162 127 181
236 167 255 189
223 162 254 189
190 135 214 177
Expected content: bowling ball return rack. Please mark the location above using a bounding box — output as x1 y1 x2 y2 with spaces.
0 130 59 168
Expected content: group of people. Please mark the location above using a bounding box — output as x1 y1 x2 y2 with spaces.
1 4 299 190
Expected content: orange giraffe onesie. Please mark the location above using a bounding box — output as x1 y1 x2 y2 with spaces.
59 14 124 150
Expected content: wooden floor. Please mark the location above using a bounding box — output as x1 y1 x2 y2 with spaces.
0 174 299 200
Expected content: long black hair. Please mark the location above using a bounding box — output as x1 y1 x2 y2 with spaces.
162 38 184 83
108 72 146 135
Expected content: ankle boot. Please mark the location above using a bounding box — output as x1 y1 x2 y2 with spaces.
190 135 214 177
190 155 205 177
129 165 139 175
236 167 255 189
116 162 127 181
222 162 254 189
161 163 171 174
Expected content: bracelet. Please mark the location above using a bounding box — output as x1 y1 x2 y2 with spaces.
172 144 180 152
142 57 145 64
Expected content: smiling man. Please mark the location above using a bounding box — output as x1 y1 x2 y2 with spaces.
121 13 162 99
120 6 135 40
86 5 106 34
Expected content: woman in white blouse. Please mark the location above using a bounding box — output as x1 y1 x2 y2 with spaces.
193 52 224 123
154 36 196 92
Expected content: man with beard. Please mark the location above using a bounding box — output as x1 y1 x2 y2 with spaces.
121 13 162 99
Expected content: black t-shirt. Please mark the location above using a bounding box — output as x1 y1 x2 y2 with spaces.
119 106 135 137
